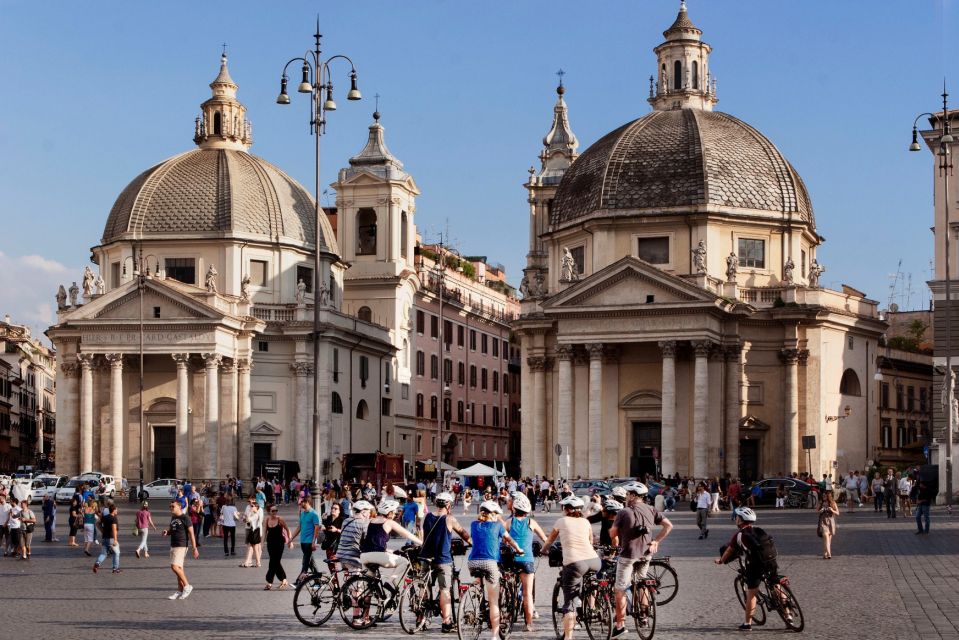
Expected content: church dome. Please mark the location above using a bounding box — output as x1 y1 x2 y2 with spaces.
100 53 338 254
550 108 814 231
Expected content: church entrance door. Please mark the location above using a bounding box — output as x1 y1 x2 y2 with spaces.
630 421 661 478
739 439 760 484
153 426 176 480
253 442 272 477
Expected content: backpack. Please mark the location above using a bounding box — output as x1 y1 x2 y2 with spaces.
742 526 777 569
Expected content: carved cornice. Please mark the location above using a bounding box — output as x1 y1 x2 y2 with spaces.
220 360 237 374
171 353 191 366
658 340 677 358
571 347 590 366
724 343 742 361
797 349 810 365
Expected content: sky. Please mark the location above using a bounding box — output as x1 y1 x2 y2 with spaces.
0 0 956 339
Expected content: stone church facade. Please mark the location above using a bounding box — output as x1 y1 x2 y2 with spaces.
516 3 886 482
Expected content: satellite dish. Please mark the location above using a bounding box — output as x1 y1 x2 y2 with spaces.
889 303 899 312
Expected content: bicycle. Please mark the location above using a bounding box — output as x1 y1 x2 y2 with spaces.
399 546 465 634
548 555 614 640
292 558 360 627
593 546 658 640
592 545 678 607
458 549 528 640
731 559 804 632
340 546 418 630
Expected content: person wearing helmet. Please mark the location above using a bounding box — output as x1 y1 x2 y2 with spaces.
358 500 422 574
468 500 524 640
587 498 623 547
420 491 471 633
506 492 548 631
334 500 374 571
610 482 673 637
611 486 628 501
541 495 600 640
715 507 783 631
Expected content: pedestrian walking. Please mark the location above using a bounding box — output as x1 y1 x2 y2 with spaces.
320 502 344 561
135 502 157 558
290 496 322 583
871 473 884 513
219 497 239 557
883 469 897 518
67 494 82 547
263 504 293 590
20 500 36 559
189 499 203 547
818 491 838 559
42 494 57 542
695 483 711 539
94 503 121 573
915 478 934 535
0 494 11 556
842 471 858 513
898 472 913 516
82 499 99 556
240 498 263 567
8 499 25 560
162 500 199 599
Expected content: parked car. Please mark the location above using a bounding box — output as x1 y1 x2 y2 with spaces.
76 472 117 498
571 479 612 498
139 478 183 499
9 477 35 504
747 478 816 508
32 475 69 503
56 476 93 504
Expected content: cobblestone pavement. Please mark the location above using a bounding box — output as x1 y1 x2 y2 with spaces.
2 501 957 639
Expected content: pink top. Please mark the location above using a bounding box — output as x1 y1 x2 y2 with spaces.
136 510 151 528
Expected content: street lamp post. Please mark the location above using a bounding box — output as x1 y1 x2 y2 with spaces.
910 87 955 505
121 246 158 501
277 19 361 482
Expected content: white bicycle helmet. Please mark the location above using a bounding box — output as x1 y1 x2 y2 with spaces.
559 495 585 510
353 500 374 513
734 506 757 522
377 499 401 515
511 492 532 513
479 500 503 514
603 499 624 512
435 492 454 506
623 482 649 496
392 486 408 499
611 486 628 500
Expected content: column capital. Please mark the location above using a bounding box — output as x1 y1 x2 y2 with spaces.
527 356 552 372
658 340 677 358
237 358 253 373
555 344 574 361
76 353 95 369
692 340 712 358
105 353 124 368
724 343 743 360
291 361 314 376
202 353 223 369
220 359 237 374
60 362 79 378
171 353 191 366
571 347 590 366
586 343 605 360
779 348 800 364
797 348 810 365
602 345 620 364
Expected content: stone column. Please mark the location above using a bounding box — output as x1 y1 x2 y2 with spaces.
105 354 124 481
725 345 742 477
203 353 222 480
57 362 79 476
291 362 312 475
587 343 604 478
780 348 802 475
221 359 238 478
172 354 191 479
658 341 677 477
692 341 710 479
555 345 574 480
527 356 548 476
78 353 95 473
237 359 252 481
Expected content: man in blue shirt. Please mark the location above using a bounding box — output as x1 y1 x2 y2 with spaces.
420 492 471 633
290 496 321 584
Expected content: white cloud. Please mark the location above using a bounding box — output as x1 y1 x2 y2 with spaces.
0 251 83 342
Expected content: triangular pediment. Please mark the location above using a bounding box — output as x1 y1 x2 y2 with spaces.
337 170 420 195
543 256 721 311
61 279 226 322
250 421 282 435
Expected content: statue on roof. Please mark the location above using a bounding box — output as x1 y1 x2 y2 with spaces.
809 259 825 288
205 264 218 293
240 273 251 301
560 247 578 282
519 274 530 298
296 278 307 305
691 240 707 274
725 252 738 281
56 285 67 310
68 282 79 307
81 266 96 299
783 257 795 285
94 274 105 296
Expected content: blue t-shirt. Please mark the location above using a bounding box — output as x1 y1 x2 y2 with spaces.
402 501 419 525
255 491 266 509
299 509 321 544
422 513 452 564
469 520 505 562
509 516 534 558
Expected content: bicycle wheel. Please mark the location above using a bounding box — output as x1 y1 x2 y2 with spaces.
498 579 516 639
773 583 804 632
733 576 766 626
582 583 613 640
631 584 656 640
380 582 398 622
399 578 431 634
292 573 337 627
551 580 563 639
457 583 486 640
648 560 678 606
340 575 386 630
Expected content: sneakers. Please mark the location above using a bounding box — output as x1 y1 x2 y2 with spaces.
441 622 455 633
168 591 182 600
180 584 194 599
93 563 100 573
112 569 123 574
738 623 752 631
611 626 627 638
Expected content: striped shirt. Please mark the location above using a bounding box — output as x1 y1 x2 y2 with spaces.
335 516 369 564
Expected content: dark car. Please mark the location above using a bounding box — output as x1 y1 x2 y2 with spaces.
747 478 816 508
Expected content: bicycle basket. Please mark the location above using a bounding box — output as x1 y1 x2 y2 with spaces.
451 538 467 557
547 544 564 568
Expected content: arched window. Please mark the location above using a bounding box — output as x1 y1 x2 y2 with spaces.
400 212 409 260
444 398 452 421
331 392 343 414
839 369 862 396
213 111 222 135
673 60 682 90
430 395 438 420
355 399 369 419
356 208 377 255
692 61 699 89
415 393 424 418
357 306 372 322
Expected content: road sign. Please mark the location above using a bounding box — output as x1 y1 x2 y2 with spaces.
554 444 562 456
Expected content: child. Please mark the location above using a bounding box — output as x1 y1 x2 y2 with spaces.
775 486 785 509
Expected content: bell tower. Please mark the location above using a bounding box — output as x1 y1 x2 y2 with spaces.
194 52 253 150
648 1 718 112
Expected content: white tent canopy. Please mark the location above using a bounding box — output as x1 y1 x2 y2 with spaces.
422 459 457 472
456 463 505 477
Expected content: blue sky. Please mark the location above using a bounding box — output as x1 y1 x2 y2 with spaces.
0 1 955 336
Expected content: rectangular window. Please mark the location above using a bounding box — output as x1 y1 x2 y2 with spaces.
492 406 500 427
481 368 488 390
381 398 391 416
907 386 915 412
359 356 369 388
401 383 409 400
296 265 313 293
637 236 670 265
457 325 464 347
470 330 477 351
110 262 120 289
430 315 438 339
417 435 422 453
430 355 439 380
569 245 586 274
737 238 765 269
333 349 339 383
881 383 889 409
444 320 453 345
470 402 475 425
847 336 854 350
503 340 509 360
920 387 928 412
416 351 425 376
492 339 499 358
482 404 487 426
896 419 906 448
257 341 269 352
493 371 499 393
165 258 196 285
416 310 425 334
503 373 509 394
430 396 438 420
384 362 392 394
481 334 488 354
458 362 465 385
470 365 477 388
249 259 268 287
416 394 424 418
895 384 904 410
881 418 892 448
153 306 161 318
444 358 453 384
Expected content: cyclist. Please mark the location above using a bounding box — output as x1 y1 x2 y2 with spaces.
588 497 623 546
335 500 374 571
714 506 785 631
420 491 472 633
610 482 673 637
540 495 600 640
358 500 423 573
507 492 549 631
468 500 525 640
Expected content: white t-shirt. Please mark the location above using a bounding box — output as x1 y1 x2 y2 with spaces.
221 505 239 527
540 481 550 492
899 478 913 494
696 492 712 509
0 502 11 526
8 506 22 530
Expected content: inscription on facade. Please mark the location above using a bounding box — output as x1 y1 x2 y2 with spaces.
83 331 208 345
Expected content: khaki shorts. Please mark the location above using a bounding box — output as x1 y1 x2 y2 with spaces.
614 556 650 592
170 547 187 567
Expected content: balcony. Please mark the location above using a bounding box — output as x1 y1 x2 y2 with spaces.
252 305 297 322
